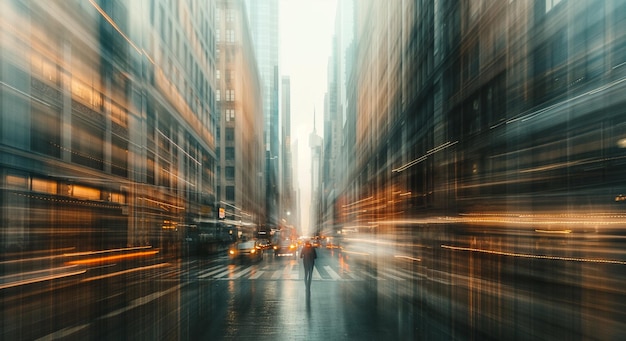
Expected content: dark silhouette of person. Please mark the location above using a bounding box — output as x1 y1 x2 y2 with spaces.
300 241 317 291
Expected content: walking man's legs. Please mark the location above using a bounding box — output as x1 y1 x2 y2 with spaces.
304 265 312 289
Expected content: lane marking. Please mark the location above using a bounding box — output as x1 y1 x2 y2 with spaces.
249 270 264 279
324 265 342 280
198 265 229 279
196 264 224 277
230 266 253 279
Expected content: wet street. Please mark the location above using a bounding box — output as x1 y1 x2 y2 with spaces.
1 247 407 340
4 229 626 340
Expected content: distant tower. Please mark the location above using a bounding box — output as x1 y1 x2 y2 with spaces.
309 109 323 235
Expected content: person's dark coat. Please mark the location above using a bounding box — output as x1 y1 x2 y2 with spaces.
300 243 317 269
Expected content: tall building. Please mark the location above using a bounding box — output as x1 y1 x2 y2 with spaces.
0 0 218 254
318 0 356 237
280 76 295 230
325 0 626 338
244 0 280 227
215 0 265 238
309 110 323 236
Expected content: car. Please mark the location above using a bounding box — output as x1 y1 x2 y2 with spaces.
257 238 272 250
273 239 297 257
228 240 264 263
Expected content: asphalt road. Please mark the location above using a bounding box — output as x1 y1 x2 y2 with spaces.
1 247 409 340
4 232 626 340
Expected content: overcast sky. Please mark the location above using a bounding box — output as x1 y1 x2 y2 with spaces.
280 0 337 235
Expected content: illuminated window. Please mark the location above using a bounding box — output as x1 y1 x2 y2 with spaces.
226 109 235 122
110 192 126 204
6 175 28 190
72 185 101 201
216 89 221 101
32 178 57 195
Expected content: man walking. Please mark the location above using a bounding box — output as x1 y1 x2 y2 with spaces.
300 241 317 291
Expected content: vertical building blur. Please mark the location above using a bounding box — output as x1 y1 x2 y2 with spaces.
244 0 281 231
2 0 626 339
0 0 271 260
214 0 264 240
315 0 626 339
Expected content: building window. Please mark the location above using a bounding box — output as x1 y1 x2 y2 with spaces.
226 127 235 141
226 30 235 43
225 147 234 160
225 186 235 201
225 166 235 179
216 70 220 80
227 9 234 22
226 89 234 101
216 29 221 42
226 109 235 122
216 89 220 101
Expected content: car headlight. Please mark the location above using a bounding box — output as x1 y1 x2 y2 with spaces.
250 248 256 254
229 250 235 255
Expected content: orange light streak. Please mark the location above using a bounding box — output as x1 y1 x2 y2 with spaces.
66 251 159 266
81 263 170 282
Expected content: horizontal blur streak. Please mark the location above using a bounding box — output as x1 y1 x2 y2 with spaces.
393 255 421 262
0 265 86 290
63 245 154 257
65 250 159 266
80 262 169 283
441 244 626 265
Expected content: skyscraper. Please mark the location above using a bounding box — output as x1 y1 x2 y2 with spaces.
215 0 265 238
244 0 280 227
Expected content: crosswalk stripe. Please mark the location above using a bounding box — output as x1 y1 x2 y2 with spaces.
213 267 234 278
324 265 342 280
231 266 253 279
249 270 264 279
198 265 229 279
312 267 322 280
271 270 283 279
197 264 223 277
157 261 424 282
